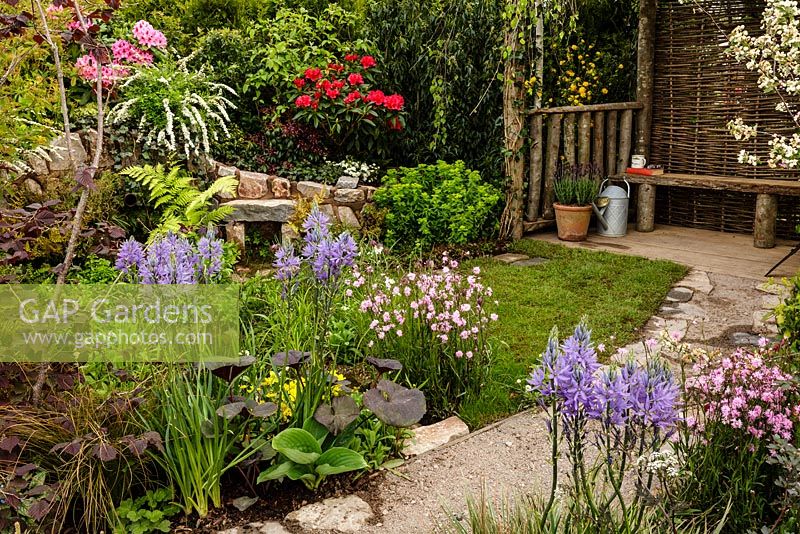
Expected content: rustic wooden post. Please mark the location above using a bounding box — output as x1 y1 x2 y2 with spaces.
543 114 562 219
593 111 605 177
499 0 527 240
616 109 633 174
606 110 618 175
563 114 577 166
527 114 544 221
578 112 591 165
754 193 778 248
525 0 545 222
635 0 657 232
635 0 657 157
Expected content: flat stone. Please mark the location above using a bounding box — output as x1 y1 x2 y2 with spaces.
216 522 290 534
280 223 299 247
761 294 782 309
730 332 762 346
217 164 239 177
338 206 361 228
679 269 713 294
667 287 693 303
362 185 377 201
753 310 779 334
319 203 336 220
271 177 291 199
225 199 295 223
512 257 548 267
226 222 245 252
404 416 469 456
48 133 87 171
238 171 270 199
297 181 331 199
27 153 48 175
336 175 359 189
645 318 688 340
494 253 529 264
658 302 707 321
285 495 373 533
23 178 42 196
334 188 365 203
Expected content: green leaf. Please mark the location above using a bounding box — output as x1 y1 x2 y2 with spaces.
287 463 316 483
272 428 321 464
315 447 367 476
256 460 294 484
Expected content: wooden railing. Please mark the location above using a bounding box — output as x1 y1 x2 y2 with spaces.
523 101 643 230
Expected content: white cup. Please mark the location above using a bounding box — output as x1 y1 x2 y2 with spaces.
631 155 647 168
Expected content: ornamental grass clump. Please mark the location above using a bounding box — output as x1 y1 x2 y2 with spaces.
359 253 498 418
526 322 681 532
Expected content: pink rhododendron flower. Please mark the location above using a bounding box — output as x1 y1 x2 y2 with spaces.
132 20 167 49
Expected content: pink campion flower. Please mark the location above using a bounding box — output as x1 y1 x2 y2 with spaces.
132 20 167 49
597 343 606 353
456 350 464 358
645 338 658 350
396 330 403 337
46 3 64 16
466 351 473 358
758 336 769 348
670 331 682 342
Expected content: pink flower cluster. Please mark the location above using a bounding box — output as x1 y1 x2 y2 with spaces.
686 349 799 441
357 254 498 356
75 20 165 88
132 20 167 49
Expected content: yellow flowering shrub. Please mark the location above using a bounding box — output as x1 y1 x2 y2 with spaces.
548 39 621 107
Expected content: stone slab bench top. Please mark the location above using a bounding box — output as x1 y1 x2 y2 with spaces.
224 199 296 223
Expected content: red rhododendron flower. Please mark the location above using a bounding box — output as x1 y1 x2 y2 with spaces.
311 99 319 110
345 53 360 62
295 95 313 108
319 79 332 91
388 117 404 130
360 55 377 69
347 73 364 85
332 79 345 90
305 68 322 82
326 88 340 99
383 94 405 111
344 91 362 104
293 78 306 89
328 63 345 73
365 90 385 105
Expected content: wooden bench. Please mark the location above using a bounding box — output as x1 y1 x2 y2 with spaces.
613 173 800 248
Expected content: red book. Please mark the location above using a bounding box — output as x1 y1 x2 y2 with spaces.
626 167 664 176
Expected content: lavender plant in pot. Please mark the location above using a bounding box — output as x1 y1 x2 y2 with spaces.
553 164 601 241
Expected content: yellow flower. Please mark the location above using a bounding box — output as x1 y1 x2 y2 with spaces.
569 84 577 92
618 64 624 69
571 44 579 51
578 87 587 96
583 81 590 87
601 88 609 95
578 55 583 61
559 60 566 65
566 69 575 77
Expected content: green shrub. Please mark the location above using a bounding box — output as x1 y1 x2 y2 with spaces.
374 161 501 250
113 487 180 534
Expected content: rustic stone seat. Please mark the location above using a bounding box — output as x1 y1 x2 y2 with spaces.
615 172 800 249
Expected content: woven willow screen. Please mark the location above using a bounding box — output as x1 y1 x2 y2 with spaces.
649 0 800 237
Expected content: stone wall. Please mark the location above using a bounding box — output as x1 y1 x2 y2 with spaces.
208 161 377 252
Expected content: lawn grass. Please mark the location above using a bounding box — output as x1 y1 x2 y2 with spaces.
458 238 688 428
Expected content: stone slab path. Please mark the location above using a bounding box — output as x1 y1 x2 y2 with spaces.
221 267 788 534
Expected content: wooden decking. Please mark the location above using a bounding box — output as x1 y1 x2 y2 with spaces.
529 225 800 280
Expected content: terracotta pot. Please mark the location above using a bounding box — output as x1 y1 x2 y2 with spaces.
554 203 593 241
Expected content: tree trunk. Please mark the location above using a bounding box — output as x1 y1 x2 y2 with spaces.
499 0 527 241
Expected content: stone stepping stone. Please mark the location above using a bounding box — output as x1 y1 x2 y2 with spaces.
678 269 713 295
730 332 763 346
217 521 290 534
403 416 469 457
512 257 549 267
666 287 693 303
285 495 373 532
493 253 529 264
